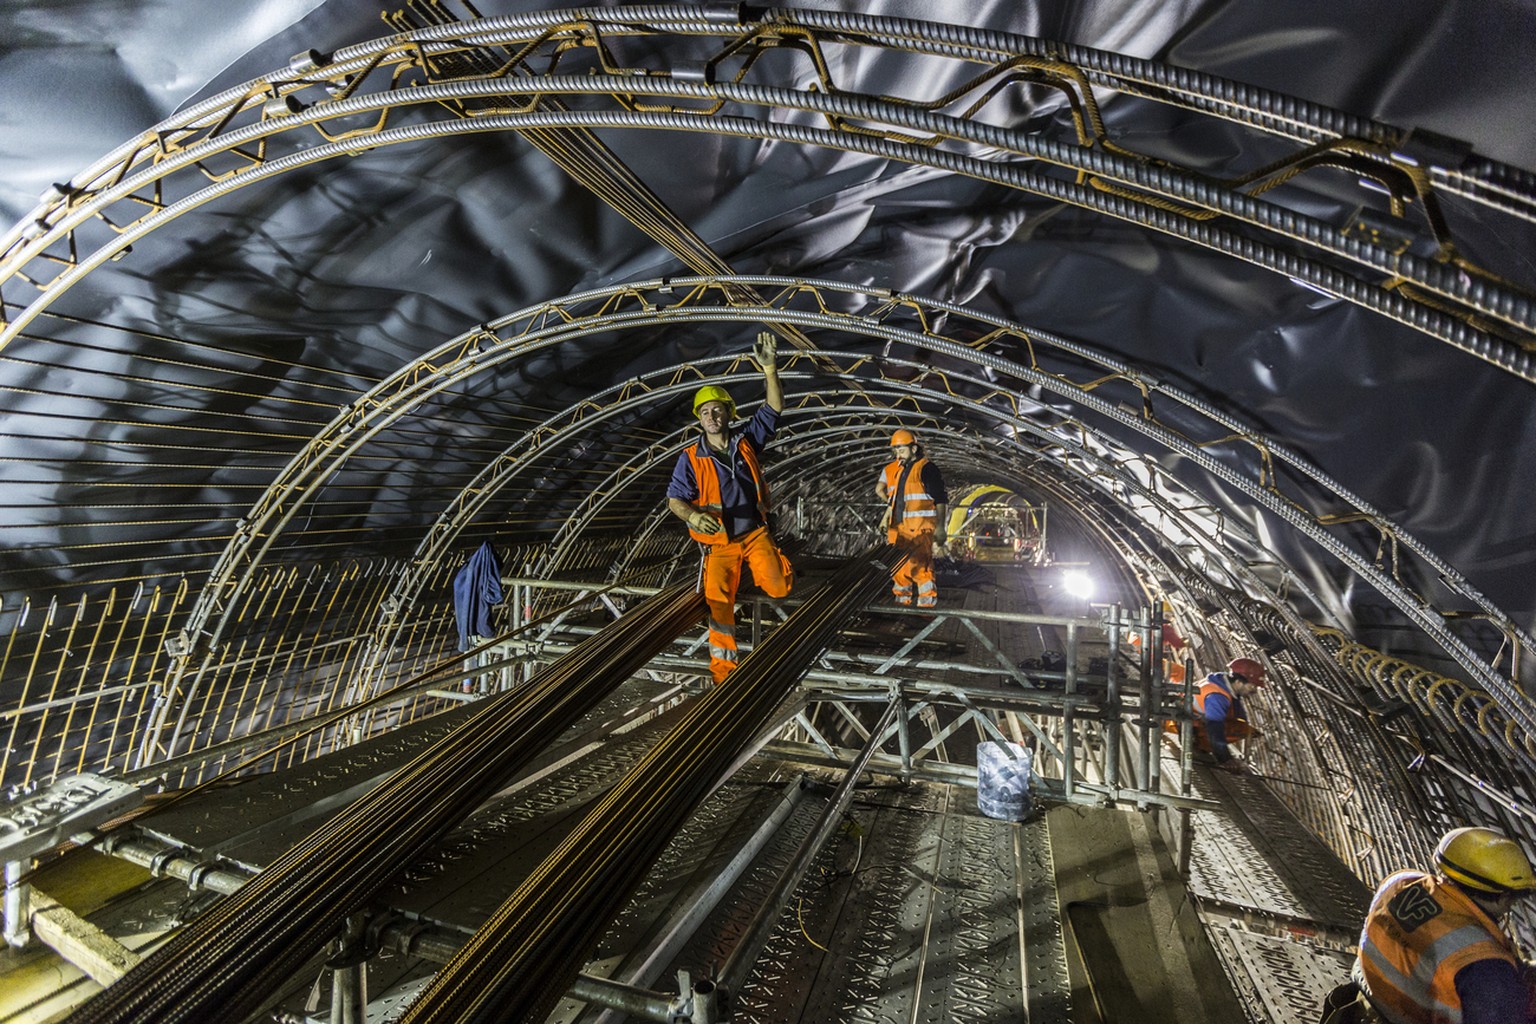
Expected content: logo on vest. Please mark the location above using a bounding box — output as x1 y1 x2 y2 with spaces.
1386 883 1443 932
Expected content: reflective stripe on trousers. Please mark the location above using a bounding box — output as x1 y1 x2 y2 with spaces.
699 526 792 683
890 522 937 608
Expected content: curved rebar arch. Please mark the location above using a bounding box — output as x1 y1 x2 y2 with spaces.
134 276 1536 769
383 282 1536 682
2 8 1533 371
162 369 1321 767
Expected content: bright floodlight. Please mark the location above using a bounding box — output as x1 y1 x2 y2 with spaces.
1062 569 1094 599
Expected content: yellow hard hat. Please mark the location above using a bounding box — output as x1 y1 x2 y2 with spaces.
890 428 916 446
1436 827 1536 893
692 385 735 419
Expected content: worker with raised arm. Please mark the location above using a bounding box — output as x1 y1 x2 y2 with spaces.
1195 656 1265 774
1320 826 1536 1024
666 331 793 684
876 428 948 608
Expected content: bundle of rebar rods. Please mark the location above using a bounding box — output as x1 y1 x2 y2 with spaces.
65 583 706 1024
397 547 902 1024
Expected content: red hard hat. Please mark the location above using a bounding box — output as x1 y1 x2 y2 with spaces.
1161 623 1186 651
890 428 916 446
1228 657 1266 686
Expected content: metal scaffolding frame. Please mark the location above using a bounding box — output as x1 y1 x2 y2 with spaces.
0 2 1527 828
491 575 1207 812
2 7 1534 1013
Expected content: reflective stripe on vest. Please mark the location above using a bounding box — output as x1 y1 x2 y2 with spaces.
886 457 937 525
685 437 769 545
1357 871 1518 1024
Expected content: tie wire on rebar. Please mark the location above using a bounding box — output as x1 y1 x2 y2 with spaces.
396 545 903 1024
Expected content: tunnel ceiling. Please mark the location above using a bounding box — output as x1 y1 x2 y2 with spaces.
3 0 1536 713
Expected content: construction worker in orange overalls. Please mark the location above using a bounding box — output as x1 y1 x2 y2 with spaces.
876 428 948 608
1193 656 1265 774
1322 826 1536 1024
666 331 793 684
1131 612 1188 683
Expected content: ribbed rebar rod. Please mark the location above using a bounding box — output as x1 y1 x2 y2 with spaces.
6 6 1535 367
8 100 1529 378
61 584 704 1024
395 546 902 1024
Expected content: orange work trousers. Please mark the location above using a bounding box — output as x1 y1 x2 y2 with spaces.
888 520 937 607
700 526 792 683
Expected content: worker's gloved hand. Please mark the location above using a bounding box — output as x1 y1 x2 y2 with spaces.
879 508 892 531
688 511 722 535
1217 756 1249 776
753 330 778 371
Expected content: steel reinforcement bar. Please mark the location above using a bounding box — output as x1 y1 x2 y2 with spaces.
62 583 706 1024
395 546 903 1024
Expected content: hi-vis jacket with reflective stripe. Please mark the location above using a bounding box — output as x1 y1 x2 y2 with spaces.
1195 674 1239 723
684 438 768 546
1357 870 1521 1024
884 456 939 532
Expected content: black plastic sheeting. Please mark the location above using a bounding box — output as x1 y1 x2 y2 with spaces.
2 0 1535 657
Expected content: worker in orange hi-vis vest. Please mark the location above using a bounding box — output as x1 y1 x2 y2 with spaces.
1162 620 1188 684
875 428 948 608
1132 616 1189 683
1319 827 1536 1024
1193 656 1266 775
666 331 793 684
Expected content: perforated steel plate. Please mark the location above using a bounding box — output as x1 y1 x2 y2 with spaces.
1207 926 1354 1024
1176 758 1369 929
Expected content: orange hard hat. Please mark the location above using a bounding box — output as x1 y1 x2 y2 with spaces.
1227 657 1266 686
890 428 916 446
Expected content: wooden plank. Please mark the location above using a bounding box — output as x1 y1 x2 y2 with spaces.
30 888 141 986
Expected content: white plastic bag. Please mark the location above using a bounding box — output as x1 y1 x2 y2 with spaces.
976 741 1033 821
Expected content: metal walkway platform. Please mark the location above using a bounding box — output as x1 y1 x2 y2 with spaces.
0 566 1377 1024
1176 760 1368 1024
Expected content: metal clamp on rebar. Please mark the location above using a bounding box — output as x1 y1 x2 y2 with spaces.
184 860 224 892
377 594 402 625
699 2 746 24
288 48 334 75
501 638 543 658
262 94 309 119
147 846 185 879
164 630 193 657
670 61 714 85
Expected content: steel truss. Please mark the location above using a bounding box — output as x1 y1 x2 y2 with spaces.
3 7 1535 374
0 3 1527 778
121 277 1534 777
490 576 1214 811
